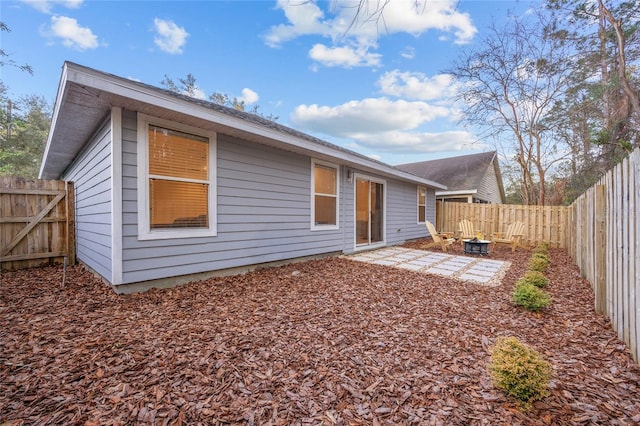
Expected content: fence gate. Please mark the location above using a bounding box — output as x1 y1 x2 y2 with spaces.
0 177 75 271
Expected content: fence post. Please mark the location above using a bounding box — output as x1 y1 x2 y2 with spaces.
66 181 76 265
595 185 607 315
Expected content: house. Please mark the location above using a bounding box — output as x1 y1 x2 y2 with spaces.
396 151 505 204
39 62 446 293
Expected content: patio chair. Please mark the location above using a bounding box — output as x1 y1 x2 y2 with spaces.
423 221 456 252
491 221 528 252
458 219 479 240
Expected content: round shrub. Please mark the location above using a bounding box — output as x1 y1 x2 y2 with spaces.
488 336 553 409
533 242 549 255
513 282 551 311
521 270 549 288
529 256 550 272
531 253 550 263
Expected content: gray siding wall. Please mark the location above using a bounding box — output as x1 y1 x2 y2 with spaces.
339 166 355 252
121 111 345 284
118 110 433 285
386 178 432 244
342 170 432 250
478 162 502 204
62 119 113 281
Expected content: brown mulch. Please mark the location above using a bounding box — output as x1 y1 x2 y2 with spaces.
1 241 639 425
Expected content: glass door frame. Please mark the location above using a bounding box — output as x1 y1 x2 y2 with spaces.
353 173 387 250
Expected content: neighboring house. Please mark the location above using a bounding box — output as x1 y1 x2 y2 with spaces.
396 151 506 204
40 62 446 293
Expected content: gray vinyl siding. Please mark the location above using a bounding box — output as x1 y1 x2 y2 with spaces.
116 110 435 285
62 119 113 281
339 170 355 253
343 171 432 249
386 179 434 243
478 163 502 204
120 111 344 284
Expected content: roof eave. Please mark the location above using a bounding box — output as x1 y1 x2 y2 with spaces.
39 64 70 179
436 189 478 196
40 62 446 189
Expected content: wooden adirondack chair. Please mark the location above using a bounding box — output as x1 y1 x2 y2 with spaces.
423 221 456 252
492 221 528 252
458 219 478 240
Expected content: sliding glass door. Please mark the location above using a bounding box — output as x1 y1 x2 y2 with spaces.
355 177 385 246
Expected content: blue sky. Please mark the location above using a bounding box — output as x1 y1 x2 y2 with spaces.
2 0 535 165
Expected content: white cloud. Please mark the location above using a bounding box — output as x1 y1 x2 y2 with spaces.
264 0 330 47
377 70 458 101
350 130 478 153
153 18 189 54
292 98 450 136
21 0 82 14
400 47 416 60
309 43 381 67
48 15 98 50
290 95 478 154
190 87 206 100
265 0 477 51
238 88 259 105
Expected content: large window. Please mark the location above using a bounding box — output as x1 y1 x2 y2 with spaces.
311 159 339 230
418 186 426 223
138 115 216 239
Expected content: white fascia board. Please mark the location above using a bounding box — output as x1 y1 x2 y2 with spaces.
64 63 446 190
436 189 478 196
39 64 70 179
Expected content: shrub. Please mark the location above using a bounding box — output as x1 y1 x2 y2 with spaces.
533 242 549 255
488 336 553 409
520 271 549 288
531 253 550 263
513 282 551 311
529 256 550 272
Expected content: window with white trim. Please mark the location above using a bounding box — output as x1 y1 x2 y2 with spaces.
311 159 339 230
418 186 426 223
137 114 216 240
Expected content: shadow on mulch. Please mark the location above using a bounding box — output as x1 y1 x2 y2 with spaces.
1 241 639 425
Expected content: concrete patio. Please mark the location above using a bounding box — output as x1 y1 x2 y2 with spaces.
344 246 510 286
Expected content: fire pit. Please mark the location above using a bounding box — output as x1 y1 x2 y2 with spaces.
463 239 490 255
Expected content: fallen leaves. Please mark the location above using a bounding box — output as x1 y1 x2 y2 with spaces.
1 244 639 425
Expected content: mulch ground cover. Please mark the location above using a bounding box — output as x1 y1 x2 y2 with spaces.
1 240 639 425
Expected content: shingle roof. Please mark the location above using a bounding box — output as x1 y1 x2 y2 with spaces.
396 151 498 192
40 61 446 189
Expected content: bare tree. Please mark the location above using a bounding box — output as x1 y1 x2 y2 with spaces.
543 0 639 202
448 14 573 205
0 23 33 75
598 0 640 132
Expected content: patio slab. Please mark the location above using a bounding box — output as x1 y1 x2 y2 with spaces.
343 247 511 286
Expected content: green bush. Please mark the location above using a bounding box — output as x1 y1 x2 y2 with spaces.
488 336 553 409
531 253 550 263
528 256 550 272
533 242 549 255
520 271 549 288
513 282 551 311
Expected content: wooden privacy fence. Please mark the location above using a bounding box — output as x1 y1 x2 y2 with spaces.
569 148 639 362
438 202 571 248
1 177 75 271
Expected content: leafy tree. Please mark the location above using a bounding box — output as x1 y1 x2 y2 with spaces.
161 74 278 121
449 12 573 205
0 84 51 177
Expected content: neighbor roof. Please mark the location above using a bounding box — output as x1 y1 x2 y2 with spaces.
396 151 503 196
40 62 446 190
